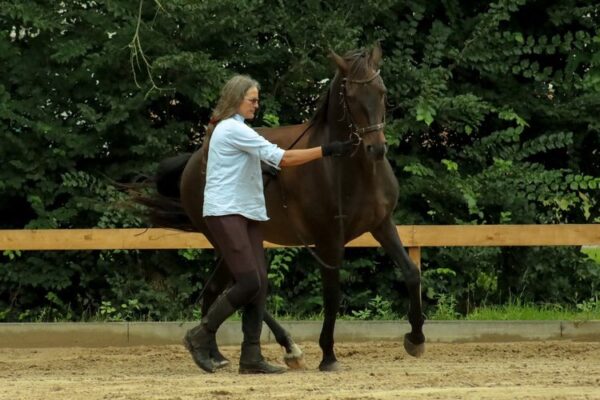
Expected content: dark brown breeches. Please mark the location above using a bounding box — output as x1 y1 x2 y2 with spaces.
204 214 268 308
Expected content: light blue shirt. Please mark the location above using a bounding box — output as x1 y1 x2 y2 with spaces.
203 114 285 221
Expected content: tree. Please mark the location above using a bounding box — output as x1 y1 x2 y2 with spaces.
1 0 598 321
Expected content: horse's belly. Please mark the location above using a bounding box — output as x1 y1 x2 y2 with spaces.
260 201 316 246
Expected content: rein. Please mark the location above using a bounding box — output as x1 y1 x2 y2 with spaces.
327 69 386 267
264 120 341 270
268 68 385 271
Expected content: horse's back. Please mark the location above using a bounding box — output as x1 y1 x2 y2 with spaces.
178 122 313 237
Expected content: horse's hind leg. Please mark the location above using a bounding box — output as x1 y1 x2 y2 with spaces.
202 257 305 368
263 313 305 369
371 217 425 357
260 250 304 368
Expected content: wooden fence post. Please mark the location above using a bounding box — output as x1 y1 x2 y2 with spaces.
408 247 421 269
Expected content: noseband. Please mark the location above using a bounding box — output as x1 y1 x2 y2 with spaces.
339 70 386 142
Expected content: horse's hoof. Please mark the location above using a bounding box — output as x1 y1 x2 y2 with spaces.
318 360 341 372
403 333 425 358
284 356 305 369
283 343 305 369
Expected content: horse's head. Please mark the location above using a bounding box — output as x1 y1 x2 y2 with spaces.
330 44 387 161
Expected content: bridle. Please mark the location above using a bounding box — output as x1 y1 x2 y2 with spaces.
339 69 386 145
269 68 388 271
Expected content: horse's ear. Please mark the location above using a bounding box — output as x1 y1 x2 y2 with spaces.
329 50 348 75
370 41 382 68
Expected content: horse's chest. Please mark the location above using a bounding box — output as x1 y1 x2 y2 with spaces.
345 191 392 225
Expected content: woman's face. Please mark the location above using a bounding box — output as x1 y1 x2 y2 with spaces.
238 86 259 120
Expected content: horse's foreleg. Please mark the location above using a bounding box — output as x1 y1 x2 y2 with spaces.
371 218 425 357
316 244 344 371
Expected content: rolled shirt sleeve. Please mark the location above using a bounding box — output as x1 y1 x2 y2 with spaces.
229 122 285 169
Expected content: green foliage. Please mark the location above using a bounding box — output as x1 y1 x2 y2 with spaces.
350 295 397 320
267 247 298 314
98 299 141 322
428 294 461 320
265 249 323 316
1 0 599 321
582 246 600 264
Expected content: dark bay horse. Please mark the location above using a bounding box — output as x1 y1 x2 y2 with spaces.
145 44 425 371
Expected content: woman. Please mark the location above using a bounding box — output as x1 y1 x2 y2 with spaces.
183 75 353 374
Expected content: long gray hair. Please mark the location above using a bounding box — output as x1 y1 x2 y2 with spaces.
209 75 260 127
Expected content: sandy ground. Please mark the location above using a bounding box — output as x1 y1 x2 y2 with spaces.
1 340 599 400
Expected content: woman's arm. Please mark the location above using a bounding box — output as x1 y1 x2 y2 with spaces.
279 147 323 167
279 140 355 167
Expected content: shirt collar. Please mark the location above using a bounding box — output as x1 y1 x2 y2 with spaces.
233 114 245 122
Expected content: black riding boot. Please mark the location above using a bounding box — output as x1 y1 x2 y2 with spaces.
184 294 236 373
238 303 286 374
209 335 230 369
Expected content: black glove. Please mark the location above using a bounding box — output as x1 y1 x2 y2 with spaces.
321 139 355 157
260 161 279 177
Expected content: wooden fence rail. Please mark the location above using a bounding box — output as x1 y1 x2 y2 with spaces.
1 225 599 267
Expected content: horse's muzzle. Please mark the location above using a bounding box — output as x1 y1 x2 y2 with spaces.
366 143 387 160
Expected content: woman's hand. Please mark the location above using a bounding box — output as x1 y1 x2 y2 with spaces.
321 139 355 157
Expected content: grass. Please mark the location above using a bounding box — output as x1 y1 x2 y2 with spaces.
8 296 600 323
271 298 600 322
465 302 600 321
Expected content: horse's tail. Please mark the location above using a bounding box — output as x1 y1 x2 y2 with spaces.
132 153 196 232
